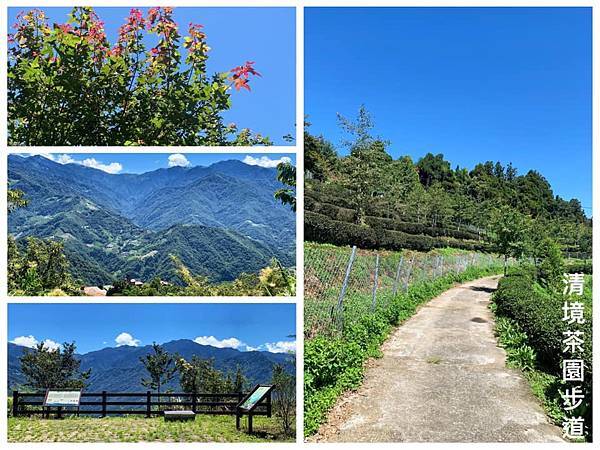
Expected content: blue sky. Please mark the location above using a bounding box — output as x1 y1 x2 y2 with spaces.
306 7 592 214
8 6 296 144
24 153 295 174
9 303 296 354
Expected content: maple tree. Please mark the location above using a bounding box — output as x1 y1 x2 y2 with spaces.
8 7 269 146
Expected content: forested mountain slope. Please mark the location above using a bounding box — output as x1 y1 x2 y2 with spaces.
8 156 295 285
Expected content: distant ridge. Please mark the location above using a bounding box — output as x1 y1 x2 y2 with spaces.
8 339 295 392
8 156 295 285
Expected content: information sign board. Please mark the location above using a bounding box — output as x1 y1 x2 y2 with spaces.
44 390 82 407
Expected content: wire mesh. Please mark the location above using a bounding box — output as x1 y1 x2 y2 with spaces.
304 243 506 339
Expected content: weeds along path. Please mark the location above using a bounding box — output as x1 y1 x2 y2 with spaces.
314 276 564 443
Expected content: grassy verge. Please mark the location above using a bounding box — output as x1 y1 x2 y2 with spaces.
8 415 293 443
304 263 503 436
491 268 592 442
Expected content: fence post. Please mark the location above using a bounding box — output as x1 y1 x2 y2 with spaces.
12 391 18 417
335 245 357 331
404 257 414 292
101 391 107 417
266 391 272 418
146 391 151 418
392 256 404 296
371 254 380 312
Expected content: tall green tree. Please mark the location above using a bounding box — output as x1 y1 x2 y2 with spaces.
488 206 529 275
233 365 247 393
304 127 337 181
339 141 392 224
8 7 268 146
416 153 455 189
176 355 231 394
20 342 90 389
140 343 176 395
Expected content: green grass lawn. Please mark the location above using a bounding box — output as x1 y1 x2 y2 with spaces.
8 415 294 443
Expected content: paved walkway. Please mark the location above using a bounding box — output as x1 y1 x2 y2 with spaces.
315 276 564 443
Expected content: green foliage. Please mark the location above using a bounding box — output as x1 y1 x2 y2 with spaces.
271 363 296 436
304 263 503 436
494 316 566 426
305 210 485 253
8 188 28 212
537 238 565 292
175 356 242 394
492 268 592 440
274 162 296 212
8 7 269 146
8 236 79 295
9 155 295 291
304 126 338 181
140 343 177 394
20 342 90 389
304 106 591 257
488 206 529 274
565 260 592 275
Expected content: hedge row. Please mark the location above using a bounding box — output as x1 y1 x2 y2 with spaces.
305 196 357 223
364 215 481 241
565 260 593 275
305 211 487 253
304 263 504 436
305 196 483 242
492 268 592 436
493 268 592 372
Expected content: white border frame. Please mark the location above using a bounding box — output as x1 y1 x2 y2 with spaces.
1 1 598 449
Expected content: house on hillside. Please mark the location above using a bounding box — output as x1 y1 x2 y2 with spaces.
129 279 144 286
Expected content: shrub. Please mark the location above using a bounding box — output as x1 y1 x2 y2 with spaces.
364 215 480 241
305 211 486 253
8 7 268 146
492 268 592 440
537 238 564 292
565 260 593 275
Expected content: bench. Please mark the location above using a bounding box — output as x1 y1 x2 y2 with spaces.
164 410 195 421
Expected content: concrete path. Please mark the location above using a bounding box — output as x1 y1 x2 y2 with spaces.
315 276 564 443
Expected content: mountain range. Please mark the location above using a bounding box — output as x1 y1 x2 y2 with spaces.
8 339 294 392
8 156 295 285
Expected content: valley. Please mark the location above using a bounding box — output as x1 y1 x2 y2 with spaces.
8 156 296 288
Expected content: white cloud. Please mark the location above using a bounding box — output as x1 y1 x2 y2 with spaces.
194 336 244 349
245 345 261 352
263 340 296 354
10 335 60 351
168 153 191 168
192 335 296 354
80 158 123 174
35 153 122 174
41 339 61 351
115 332 140 347
10 335 39 348
242 155 292 168
57 154 75 164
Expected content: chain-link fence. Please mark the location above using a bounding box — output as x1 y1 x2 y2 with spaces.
304 243 506 339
